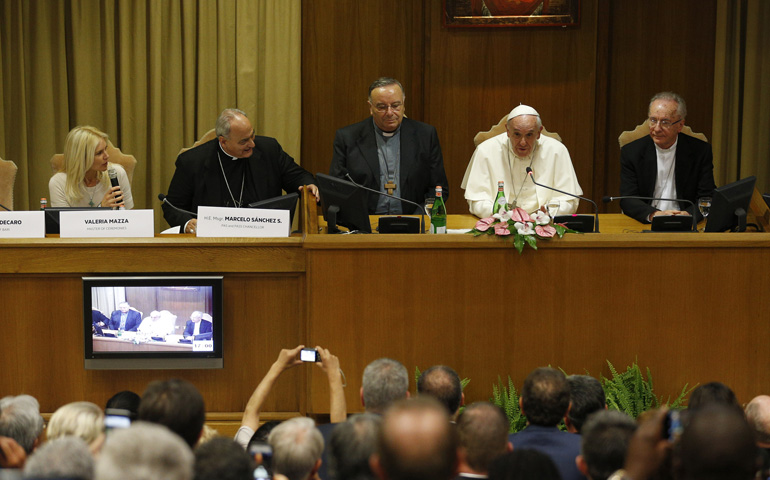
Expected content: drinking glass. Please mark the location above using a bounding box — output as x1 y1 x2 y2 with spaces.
545 201 560 221
698 197 711 219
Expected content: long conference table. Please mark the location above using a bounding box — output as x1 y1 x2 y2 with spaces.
1 213 769 429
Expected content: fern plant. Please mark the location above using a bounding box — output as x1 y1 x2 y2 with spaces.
490 375 528 433
601 360 694 418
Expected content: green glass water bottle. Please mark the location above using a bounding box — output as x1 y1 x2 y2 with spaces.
430 186 447 234
493 181 506 215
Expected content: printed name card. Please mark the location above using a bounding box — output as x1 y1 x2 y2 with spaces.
59 209 154 238
0 211 45 238
196 206 290 238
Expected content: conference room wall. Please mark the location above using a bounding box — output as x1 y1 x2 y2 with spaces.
300 0 717 215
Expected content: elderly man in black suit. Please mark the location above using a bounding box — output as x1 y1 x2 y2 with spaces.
329 77 449 214
619 92 716 223
108 302 141 332
163 108 318 233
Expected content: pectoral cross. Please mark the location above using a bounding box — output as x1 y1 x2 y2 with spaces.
385 181 397 195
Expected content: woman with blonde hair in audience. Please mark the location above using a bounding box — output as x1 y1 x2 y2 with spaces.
49 126 134 209
47 401 105 454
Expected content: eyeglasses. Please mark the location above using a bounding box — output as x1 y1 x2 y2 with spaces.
373 102 403 113
648 117 682 129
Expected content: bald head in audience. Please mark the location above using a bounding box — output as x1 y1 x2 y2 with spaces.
372 398 459 480
456 402 511 477
746 395 770 447
417 366 464 419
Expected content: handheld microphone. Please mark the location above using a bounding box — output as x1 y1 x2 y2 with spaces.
343 173 426 234
108 168 125 210
158 193 198 217
602 195 697 232
0 203 10 211
525 167 599 233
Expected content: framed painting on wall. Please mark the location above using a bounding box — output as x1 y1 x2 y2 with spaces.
444 0 580 28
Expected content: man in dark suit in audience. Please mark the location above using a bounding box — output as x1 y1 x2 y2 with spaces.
183 311 212 339
509 367 585 480
329 77 449 215
619 92 716 223
455 402 511 480
371 398 459 480
163 108 318 234
418 365 464 420
108 302 141 332
566 375 607 434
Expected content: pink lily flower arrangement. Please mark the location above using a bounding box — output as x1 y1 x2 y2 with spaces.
469 206 578 253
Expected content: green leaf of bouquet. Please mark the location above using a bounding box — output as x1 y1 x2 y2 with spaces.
524 235 538 250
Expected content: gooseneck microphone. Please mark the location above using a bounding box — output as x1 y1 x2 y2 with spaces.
158 193 198 217
343 173 426 234
0 203 10 211
602 195 697 232
525 167 600 233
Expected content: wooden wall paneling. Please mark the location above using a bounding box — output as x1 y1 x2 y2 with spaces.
600 0 718 211
301 0 425 180
304 236 770 413
423 0 600 214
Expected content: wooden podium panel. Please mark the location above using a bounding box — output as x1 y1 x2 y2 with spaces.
304 227 770 413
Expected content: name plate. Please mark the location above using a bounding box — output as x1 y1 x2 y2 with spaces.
197 206 289 238
0 211 45 238
60 209 154 238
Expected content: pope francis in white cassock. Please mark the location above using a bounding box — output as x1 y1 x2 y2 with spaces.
461 105 583 218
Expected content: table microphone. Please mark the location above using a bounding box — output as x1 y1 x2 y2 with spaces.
525 167 600 233
157 193 198 217
0 203 10 211
602 195 697 232
343 173 426 234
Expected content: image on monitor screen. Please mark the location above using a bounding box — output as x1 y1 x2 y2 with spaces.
83 276 223 370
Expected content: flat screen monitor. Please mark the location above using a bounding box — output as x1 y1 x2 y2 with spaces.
45 207 110 234
248 192 299 227
83 276 224 370
315 173 372 233
705 176 756 232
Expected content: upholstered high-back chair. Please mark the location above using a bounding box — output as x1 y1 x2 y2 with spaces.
50 141 138 183
178 129 217 155
618 119 708 149
0 157 19 210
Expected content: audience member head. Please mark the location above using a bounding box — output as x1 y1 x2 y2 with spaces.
329 413 382 480
194 436 255 480
675 405 757 480
362 358 409 414
520 367 570 427
372 397 458 480
455 402 510 475
417 366 463 417
488 450 561 480
577 410 637 480
0 394 44 454
248 420 282 448
745 395 770 446
367 77 405 133
105 390 141 420
268 417 324 480
95 421 194 480
23 436 94 480
47 401 105 453
566 375 607 433
137 378 206 448
688 382 741 412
